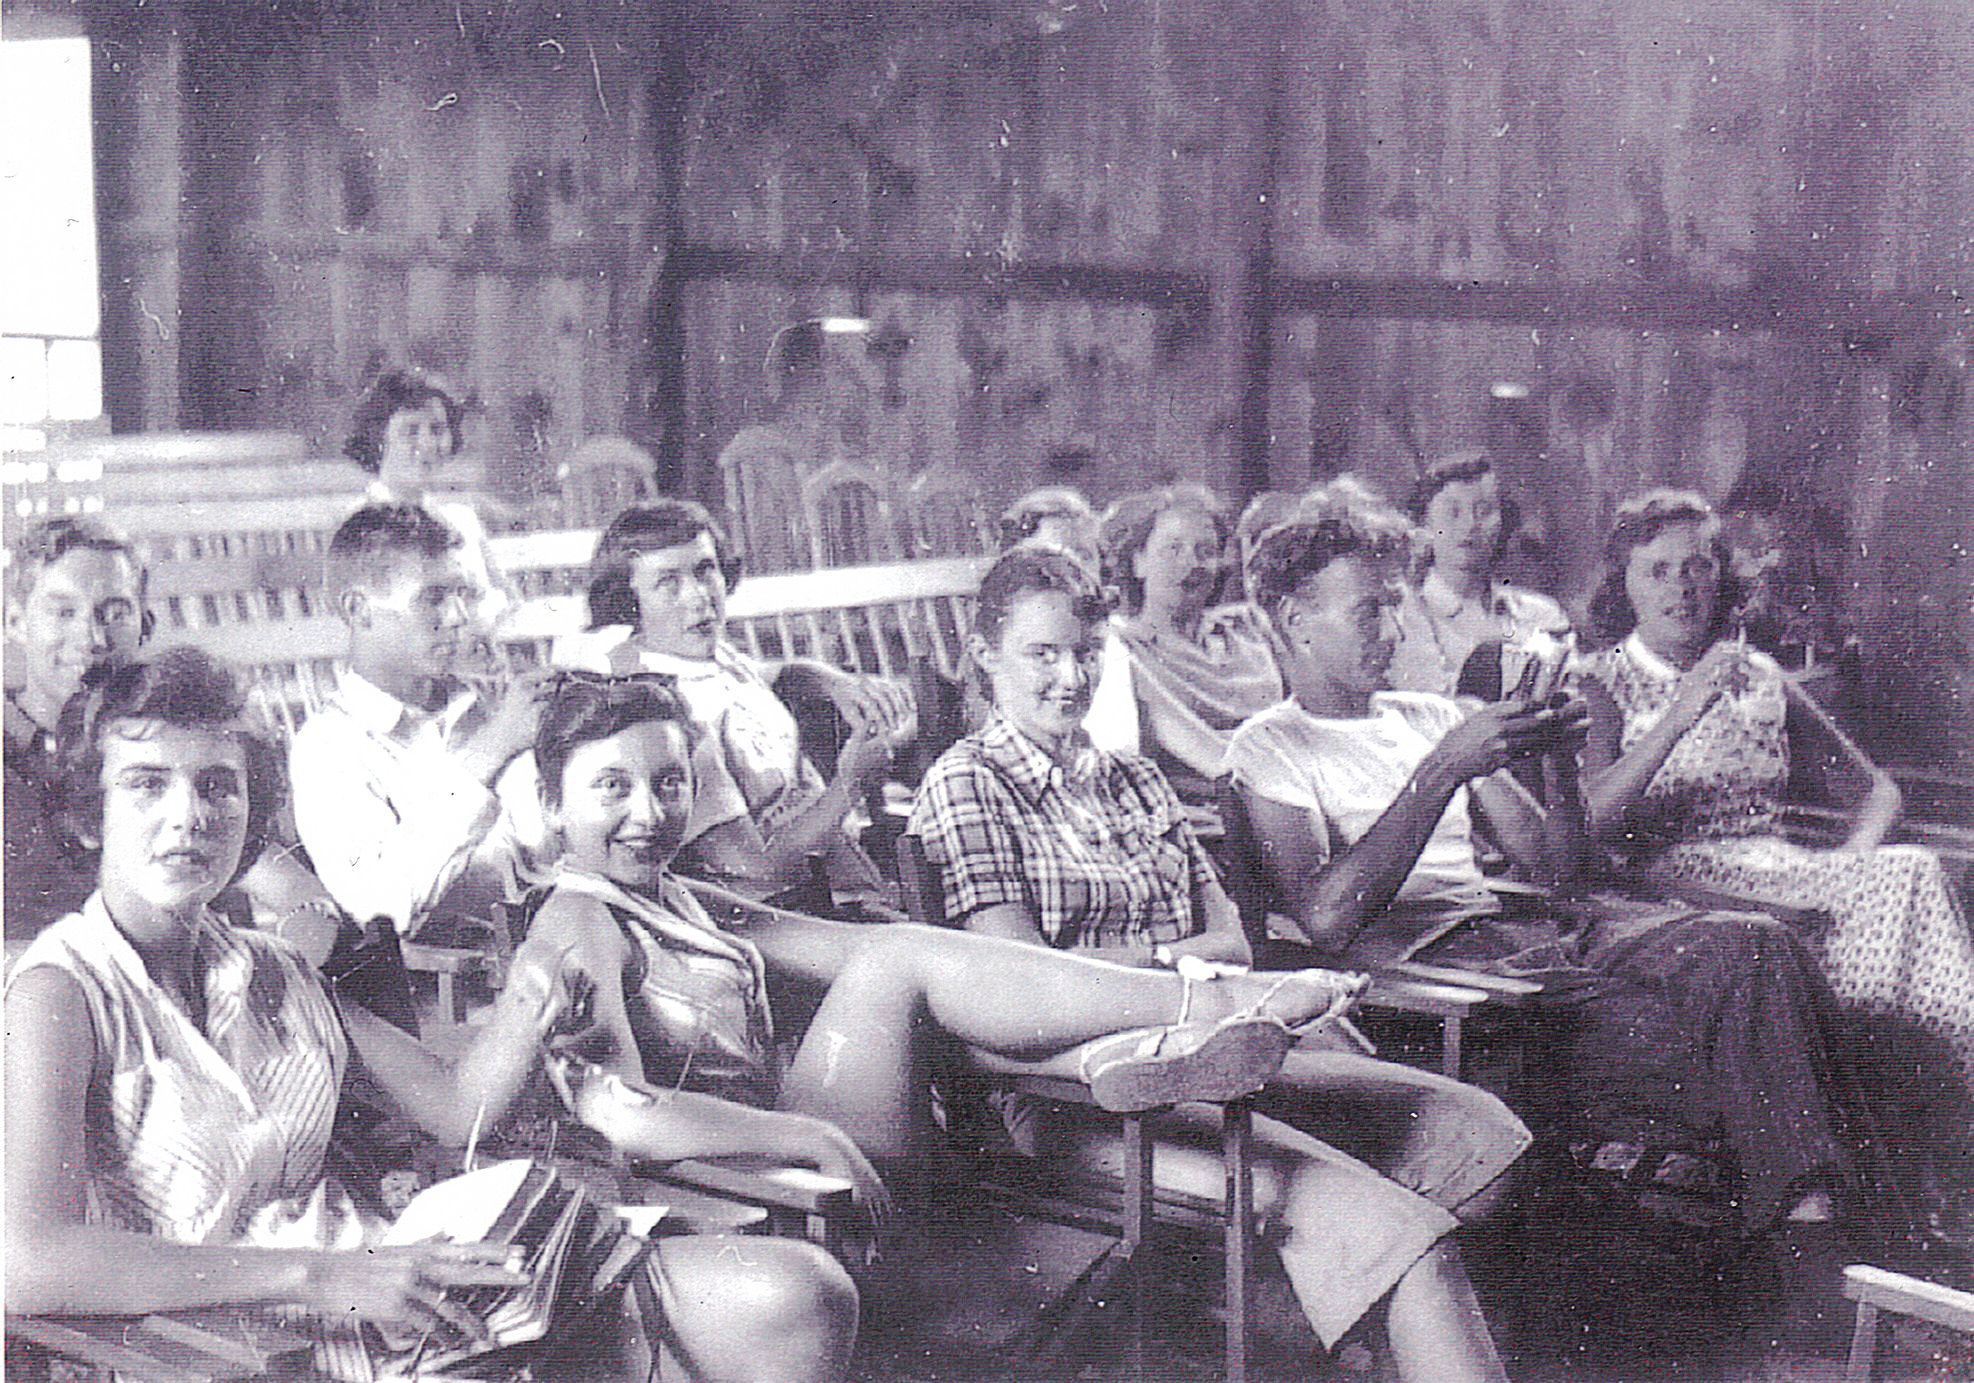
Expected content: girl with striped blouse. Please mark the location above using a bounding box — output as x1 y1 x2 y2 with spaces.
3 647 857 1383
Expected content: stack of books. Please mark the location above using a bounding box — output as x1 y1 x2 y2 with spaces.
377 1158 652 1376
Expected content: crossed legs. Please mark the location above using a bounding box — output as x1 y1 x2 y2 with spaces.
733 914 1341 1156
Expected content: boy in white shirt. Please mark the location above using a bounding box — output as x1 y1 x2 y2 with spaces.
289 504 545 941
1225 499 1860 1305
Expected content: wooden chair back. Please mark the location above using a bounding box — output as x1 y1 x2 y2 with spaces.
1842 1264 1974 1381
800 458 899 569
722 554 987 681
895 832 947 930
905 465 993 558
554 436 656 529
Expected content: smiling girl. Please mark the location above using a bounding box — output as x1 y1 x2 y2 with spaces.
4 648 858 1383
511 670 1356 1186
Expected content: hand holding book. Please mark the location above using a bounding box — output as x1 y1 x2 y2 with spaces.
372 1160 603 1374
297 1240 527 1348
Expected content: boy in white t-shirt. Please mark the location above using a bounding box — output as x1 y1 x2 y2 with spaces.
1224 500 1857 1267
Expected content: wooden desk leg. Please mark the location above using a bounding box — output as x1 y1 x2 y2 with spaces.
1441 1014 1464 1079
1846 1301 1880 1383
1225 1099 1253 1383
1124 1114 1153 1381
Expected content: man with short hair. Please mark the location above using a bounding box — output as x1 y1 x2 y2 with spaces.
1227 499 1860 1324
5 517 342 967
289 503 543 940
4 518 150 952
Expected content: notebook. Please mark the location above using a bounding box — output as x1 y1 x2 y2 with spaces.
374 1158 607 1376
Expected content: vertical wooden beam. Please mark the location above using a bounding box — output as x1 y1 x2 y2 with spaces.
1223 1097 1253 1383
176 0 260 430
1216 10 1285 506
89 8 145 433
636 0 691 496
1234 52 1283 504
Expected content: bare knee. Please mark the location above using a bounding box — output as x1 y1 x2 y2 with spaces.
748 1238 857 1338
657 1237 858 1383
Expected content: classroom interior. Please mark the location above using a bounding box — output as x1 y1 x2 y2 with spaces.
6 1 1974 1380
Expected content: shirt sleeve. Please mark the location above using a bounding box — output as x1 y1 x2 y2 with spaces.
682 725 752 845
907 753 1031 922
288 713 501 937
1223 720 1335 868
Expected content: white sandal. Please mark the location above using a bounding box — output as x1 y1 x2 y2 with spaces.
1075 972 1293 1113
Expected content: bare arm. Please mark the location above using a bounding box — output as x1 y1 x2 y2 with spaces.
238 846 342 968
1580 642 1744 837
1468 702 1592 889
512 892 885 1204
1783 678 1901 850
341 969 562 1150
1241 764 1465 953
4 968 521 1328
685 720 904 893
1243 701 1577 950
1178 876 1254 968
772 660 915 736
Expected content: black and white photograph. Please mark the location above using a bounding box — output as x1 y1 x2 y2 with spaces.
4 1 1973 1379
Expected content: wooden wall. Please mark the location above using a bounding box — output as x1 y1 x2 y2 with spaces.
45 0 1974 763
80 0 670 498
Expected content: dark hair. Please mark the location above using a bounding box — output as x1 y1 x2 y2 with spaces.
1246 516 1411 633
1585 489 1745 646
998 487 1098 553
8 515 149 611
326 503 464 599
769 321 825 384
585 500 741 631
533 672 696 808
1404 451 1523 564
1234 491 1301 563
53 647 285 884
971 545 1111 650
344 369 464 473
1098 484 1232 615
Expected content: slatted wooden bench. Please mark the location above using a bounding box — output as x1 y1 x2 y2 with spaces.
154 531 986 732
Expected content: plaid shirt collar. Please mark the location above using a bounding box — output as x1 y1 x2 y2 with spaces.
977 713 1106 800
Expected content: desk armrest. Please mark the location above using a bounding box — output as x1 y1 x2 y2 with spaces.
637 1158 856 1220
398 942 495 975
8 1310 316 1381
1651 877 1822 927
1382 961 1543 1003
1361 975 1494 1020
1842 1264 1974 1334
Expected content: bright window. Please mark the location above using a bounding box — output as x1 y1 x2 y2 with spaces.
2 36 102 450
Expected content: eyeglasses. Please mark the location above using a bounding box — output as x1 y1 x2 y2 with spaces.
540 666 686 710
544 668 679 699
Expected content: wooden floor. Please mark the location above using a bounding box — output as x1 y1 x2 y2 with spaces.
840 1182 1974 1383
420 990 1973 1383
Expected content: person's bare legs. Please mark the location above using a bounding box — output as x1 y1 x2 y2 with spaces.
1386 1242 1509 1383
775 924 1352 1154
642 1235 856 1383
